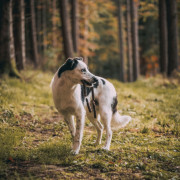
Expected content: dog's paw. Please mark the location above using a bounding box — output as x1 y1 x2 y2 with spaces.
71 150 79 155
94 140 101 146
102 146 110 151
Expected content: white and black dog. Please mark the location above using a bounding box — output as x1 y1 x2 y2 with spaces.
51 57 131 154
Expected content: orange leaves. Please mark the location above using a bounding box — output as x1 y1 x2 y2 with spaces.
151 55 158 62
8 156 14 162
145 55 159 77
147 63 153 70
139 1 158 21
154 63 159 68
99 52 108 61
52 16 59 25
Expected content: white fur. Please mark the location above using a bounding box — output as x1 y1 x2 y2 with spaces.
51 60 131 154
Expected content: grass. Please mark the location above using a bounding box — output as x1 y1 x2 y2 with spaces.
0 70 180 179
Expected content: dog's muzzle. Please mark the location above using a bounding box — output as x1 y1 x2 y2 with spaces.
81 77 98 87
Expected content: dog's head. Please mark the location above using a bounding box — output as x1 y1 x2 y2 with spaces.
58 57 98 86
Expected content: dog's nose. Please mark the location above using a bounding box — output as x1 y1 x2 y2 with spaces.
92 77 98 83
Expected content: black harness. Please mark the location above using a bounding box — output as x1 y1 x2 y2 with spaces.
82 83 97 118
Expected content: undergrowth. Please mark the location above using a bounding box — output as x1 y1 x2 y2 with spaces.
0 71 179 179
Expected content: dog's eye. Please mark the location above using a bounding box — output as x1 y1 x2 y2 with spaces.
81 68 86 73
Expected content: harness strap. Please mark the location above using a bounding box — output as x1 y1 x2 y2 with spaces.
86 98 92 112
91 87 97 118
83 83 96 118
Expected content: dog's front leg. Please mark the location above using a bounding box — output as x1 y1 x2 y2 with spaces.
72 109 85 154
64 115 76 141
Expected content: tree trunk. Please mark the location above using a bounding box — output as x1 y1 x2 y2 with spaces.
117 0 125 82
83 2 89 64
159 0 168 75
42 0 47 52
36 0 41 54
59 0 74 59
126 0 133 82
166 0 179 76
35 0 44 56
71 0 79 54
52 0 57 48
30 0 38 66
13 0 26 70
0 0 20 77
130 0 140 81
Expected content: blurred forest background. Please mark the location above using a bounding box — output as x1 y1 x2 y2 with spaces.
0 1 180 179
0 0 179 81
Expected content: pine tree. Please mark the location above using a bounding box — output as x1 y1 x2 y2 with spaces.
0 0 20 77
130 0 140 81
159 0 168 75
59 0 74 58
13 0 26 70
117 0 125 82
166 0 179 76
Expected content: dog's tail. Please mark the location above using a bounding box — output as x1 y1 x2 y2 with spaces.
50 76 55 88
111 111 131 130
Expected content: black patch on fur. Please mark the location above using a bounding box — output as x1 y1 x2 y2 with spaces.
81 85 92 102
93 80 99 88
58 58 78 77
81 80 92 86
101 79 105 85
94 99 99 106
111 96 118 114
81 85 85 102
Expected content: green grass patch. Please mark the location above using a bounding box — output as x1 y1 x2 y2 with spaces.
0 71 179 179
34 140 73 165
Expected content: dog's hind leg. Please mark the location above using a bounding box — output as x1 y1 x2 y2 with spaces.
100 108 112 151
64 115 76 140
87 112 103 146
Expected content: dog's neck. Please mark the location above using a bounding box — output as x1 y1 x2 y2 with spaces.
59 74 79 91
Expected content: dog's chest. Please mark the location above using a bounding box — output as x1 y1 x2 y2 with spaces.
53 84 82 115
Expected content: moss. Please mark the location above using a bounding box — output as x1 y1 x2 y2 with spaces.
9 58 22 78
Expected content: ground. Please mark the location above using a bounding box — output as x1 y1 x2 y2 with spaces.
0 70 179 179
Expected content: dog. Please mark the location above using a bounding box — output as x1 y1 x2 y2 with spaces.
51 57 131 154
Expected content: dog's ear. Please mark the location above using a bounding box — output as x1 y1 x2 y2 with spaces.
74 57 83 62
66 58 73 64
65 58 78 69
58 58 79 77
71 59 78 69
65 58 73 68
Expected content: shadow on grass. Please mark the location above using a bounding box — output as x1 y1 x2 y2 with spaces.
34 141 73 165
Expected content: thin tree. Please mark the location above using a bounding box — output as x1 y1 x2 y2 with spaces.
71 0 79 54
52 0 57 48
166 0 179 76
42 0 47 52
83 1 89 64
13 0 26 70
117 0 125 82
159 0 168 75
130 0 140 81
30 0 38 66
36 0 42 54
126 0 133 82
37 0 44 55
59 0 74 58
0 0 20 77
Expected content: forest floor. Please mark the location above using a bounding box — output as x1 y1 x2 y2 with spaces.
0 70 180 179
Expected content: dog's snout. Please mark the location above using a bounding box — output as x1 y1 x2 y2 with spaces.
92 77 98 83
